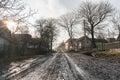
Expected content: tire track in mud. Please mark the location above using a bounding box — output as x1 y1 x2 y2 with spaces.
8 55 55 80
39 53 83 80
12 53 97 80
18 53 58 80
65 53 99 80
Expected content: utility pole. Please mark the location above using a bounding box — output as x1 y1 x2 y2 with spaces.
108 29 110 38
83 19 87 51
83 19 86 36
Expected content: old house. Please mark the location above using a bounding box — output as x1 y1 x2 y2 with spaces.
13 34 32 47
64 38 78 51
94 38 108 50
27 38 40 49
77 36 92 50
0 20 12 50
64 36 92 51
107 38 116 42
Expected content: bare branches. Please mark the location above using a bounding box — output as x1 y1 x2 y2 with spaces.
79 1 114 28
35 18 58 53
77 1 114 48
111 13 120 39
112 13 120 31
58 13 79 39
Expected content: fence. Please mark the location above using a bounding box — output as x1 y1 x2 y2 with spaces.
105 41 120 50
96 41 120 50
0 45 25 59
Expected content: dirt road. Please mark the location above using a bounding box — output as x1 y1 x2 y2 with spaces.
8 53 96 80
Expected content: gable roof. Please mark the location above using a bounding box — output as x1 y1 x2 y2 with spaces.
78 36 91 41
66 38 78 43
95 39 108 43
107 38 116 42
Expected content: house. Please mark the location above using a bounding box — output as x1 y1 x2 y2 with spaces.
12 34 32 47
64 36 92 51
95 39 108 44
64 38 78 51
0 20 12 50
27 38 40 49
94 38 108 50
77 36 92 50
107 38 116 42
62 36 109 51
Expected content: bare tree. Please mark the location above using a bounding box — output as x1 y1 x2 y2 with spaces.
35 19 47 38
58 13 79 49
112 13 120 40
45 19 58 53
78 1 114 48
35 18 47 52
0 0 36 34
0 0 24 18
35 18 58 53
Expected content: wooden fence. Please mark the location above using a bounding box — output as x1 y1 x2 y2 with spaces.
105 41 120 50
96 41 120 50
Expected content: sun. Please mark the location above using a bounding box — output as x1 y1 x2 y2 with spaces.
3 20 17 32
6 20 17 29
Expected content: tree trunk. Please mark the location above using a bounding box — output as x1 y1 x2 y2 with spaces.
50 36 53 53
69 36 73 50
91 27 96 48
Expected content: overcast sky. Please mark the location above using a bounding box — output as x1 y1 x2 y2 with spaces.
24 0 119 18
24 0 120 47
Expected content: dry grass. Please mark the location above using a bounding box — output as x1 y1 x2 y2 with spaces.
92 50 120 58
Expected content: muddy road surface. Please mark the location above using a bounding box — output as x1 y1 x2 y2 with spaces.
7 53 96 80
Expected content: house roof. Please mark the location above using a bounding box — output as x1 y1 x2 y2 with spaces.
65 36 108 44
66 38 78 43
78 36 91 41
107 38 116 42
94 39 108 43
29 38 40 44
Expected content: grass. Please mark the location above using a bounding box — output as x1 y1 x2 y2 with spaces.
92 50 120 58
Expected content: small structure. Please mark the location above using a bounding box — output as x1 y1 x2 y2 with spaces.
107 38 116 42
13 34 32 47
27 38 40 49
77 36 92 50
64 38 78 51
0 20 12 50
95 38 108 50
64 36 92 51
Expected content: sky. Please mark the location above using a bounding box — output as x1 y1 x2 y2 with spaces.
24 0 120 47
